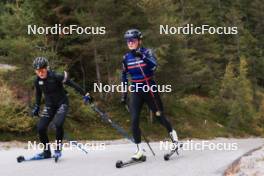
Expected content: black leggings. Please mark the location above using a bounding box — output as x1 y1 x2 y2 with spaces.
129 91 172 144
37 104 68 151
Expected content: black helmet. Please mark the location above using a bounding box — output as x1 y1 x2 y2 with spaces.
33 57 48 70
124 29 143 40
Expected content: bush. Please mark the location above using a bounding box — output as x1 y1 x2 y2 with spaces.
0 79 34 133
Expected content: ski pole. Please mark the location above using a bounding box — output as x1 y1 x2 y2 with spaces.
63 132 89 154
136 56 161 114
142 133 155 156
124 101 156 156
88 103 135 143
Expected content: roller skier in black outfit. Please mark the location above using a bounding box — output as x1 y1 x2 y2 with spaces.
30 57 91 161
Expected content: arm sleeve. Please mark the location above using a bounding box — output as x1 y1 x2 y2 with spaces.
143 49 157 71
121 57 128 98
121 58 128 84
34 79 42 106
64 79 86 96
56 72 86 96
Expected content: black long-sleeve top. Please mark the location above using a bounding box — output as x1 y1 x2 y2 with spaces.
34 70 85 106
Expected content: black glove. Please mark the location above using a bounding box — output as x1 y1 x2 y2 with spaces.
83 93 93 104
131 49 143 59
31 105 40 117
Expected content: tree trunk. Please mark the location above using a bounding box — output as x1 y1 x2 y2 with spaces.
80 58 86 92
94 41 103 99
105 53 112 99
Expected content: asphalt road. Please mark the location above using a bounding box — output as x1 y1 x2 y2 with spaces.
0 138 263 176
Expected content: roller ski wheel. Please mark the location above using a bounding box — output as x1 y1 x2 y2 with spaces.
17 156 25 163
53 150 62 163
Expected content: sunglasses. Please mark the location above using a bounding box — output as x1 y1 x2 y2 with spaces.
126 38 138 43
35 68 47 74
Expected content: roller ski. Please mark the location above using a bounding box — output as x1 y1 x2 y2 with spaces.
164 130 182 161
116 147 146 168
17 150 52 163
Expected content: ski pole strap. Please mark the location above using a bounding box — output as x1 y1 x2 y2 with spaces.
90 103 135 143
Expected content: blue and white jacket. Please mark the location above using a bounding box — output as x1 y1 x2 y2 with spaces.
122 47 157 88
